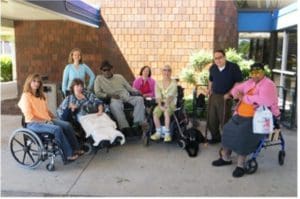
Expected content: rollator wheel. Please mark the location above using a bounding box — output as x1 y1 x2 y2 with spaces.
9 129 43 169
245 159 258 174
278 150 285 165
83 142 92 155
46 163 55 171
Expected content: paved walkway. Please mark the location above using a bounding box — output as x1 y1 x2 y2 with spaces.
1 115 297 196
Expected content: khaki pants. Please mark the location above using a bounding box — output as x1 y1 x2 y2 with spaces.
109 96 145 129
207 94 232 139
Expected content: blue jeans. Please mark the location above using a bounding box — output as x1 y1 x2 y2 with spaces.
27 119 79 158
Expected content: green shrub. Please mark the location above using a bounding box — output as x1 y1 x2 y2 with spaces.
180 50 212 86
184 97 207 118
189 51 212 72
0 55 13 82
180 48 271 86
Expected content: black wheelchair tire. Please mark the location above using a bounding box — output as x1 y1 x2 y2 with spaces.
46 163 55 171
245 159 258 174
9 129 43 169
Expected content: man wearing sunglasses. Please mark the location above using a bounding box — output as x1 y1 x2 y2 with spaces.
94 61 145 136
207 49 243 144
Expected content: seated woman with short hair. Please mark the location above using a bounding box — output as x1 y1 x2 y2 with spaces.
57 78 125 146
150 65 177 142
132 65 156 98
211 63 280 178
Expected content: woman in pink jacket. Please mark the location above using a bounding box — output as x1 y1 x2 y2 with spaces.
132 66 156 98
211 63 280 178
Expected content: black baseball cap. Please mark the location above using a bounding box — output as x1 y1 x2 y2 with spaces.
100 60 113 70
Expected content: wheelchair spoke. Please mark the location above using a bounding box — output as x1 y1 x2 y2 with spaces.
13 149 25 153
22 151 27 164
12 137 24 147
23 134 30 147
29 149 39 153
27 151 35 163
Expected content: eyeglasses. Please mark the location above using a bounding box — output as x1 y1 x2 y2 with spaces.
214 56 224 60
250 69 264 76
163 69 171 72
102 68 111 72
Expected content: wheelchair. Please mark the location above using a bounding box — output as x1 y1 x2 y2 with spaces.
59 88 124 154
245 118 286 174
68 110 124 154
144 85 190 147
9 116 63 172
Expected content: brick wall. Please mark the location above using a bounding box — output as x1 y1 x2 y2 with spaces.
213 0 238 50
14 20 134 96
14 0 238 96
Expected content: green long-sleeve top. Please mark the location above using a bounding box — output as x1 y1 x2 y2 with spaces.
94 74 136 101
155 79 178 106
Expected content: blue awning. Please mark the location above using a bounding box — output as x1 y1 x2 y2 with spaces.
26 0 101 28
238 2 297 32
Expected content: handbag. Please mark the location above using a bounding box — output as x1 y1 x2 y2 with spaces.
253 105 274 134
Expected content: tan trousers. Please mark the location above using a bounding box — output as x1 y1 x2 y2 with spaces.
109 96 145 129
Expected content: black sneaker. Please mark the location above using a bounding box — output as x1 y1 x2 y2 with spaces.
232 167 245 178
212 158 232 166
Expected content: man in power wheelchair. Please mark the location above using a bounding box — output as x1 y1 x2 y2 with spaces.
94 60 147 137
57 78 125 153
9 74 83 171
211 63 284 178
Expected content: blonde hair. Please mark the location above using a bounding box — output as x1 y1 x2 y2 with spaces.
163 64 172 71
68 48 83 64
23 74 46 100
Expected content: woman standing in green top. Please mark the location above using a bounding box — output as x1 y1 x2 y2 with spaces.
150 65 177 142
62 48 95 96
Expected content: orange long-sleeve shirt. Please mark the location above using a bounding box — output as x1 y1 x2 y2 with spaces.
18 92 52 123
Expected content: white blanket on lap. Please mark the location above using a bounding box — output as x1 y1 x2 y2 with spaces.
78 113 125 146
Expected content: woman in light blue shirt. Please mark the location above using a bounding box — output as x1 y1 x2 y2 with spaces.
62 48 95 96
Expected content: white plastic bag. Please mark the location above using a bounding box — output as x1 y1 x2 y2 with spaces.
253 105 274 134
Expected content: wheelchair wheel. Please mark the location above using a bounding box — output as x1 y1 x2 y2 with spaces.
9 129 44 169
245 159 258 174
46 163 55 171
83 142 93 155
278 150 285 165
177 139 186 149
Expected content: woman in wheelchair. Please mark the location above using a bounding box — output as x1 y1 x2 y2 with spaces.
132 65 156 98
150 65 177 142
18 74 83 162
212 63 280 178
57 78 125 147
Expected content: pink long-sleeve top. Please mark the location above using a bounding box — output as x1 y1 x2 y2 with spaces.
132 77 156 97
231 77 280 117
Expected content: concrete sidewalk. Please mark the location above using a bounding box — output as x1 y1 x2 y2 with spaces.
1 115 297 197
